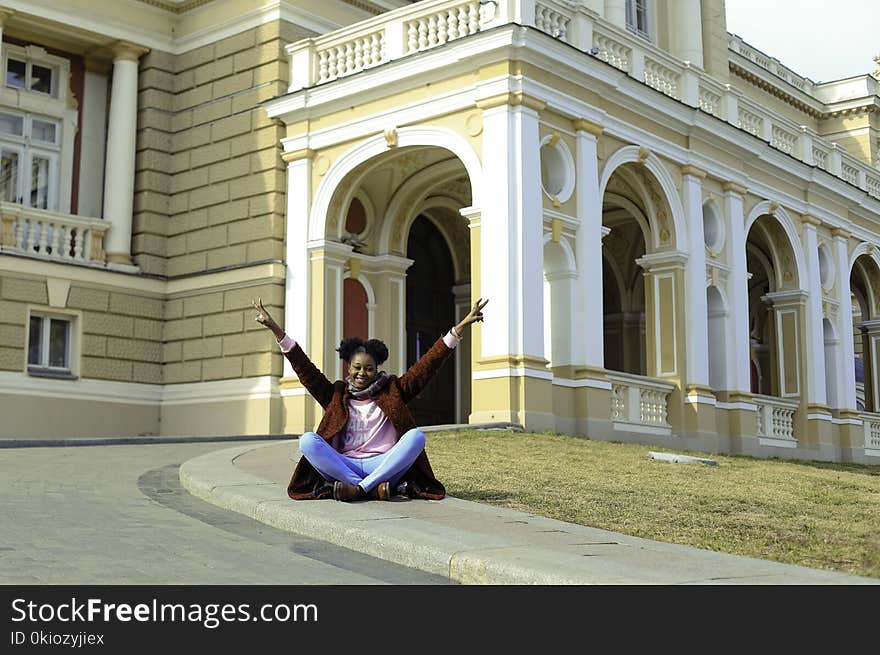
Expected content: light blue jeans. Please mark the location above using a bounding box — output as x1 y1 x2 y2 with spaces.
298 428 426 493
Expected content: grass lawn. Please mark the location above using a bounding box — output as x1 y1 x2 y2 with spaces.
425 430 880 579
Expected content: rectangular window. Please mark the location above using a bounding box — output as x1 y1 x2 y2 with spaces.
0 116 60 210
0 147 20 203
4 56 56 97
6 57 25 89
27 313 73 376
626 0 650 39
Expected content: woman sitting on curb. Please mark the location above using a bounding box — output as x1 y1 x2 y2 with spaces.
252 297 489 502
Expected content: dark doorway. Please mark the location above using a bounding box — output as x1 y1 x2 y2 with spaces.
406 215 455 426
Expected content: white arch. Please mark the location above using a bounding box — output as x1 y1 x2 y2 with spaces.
603 192 652 246
379 158 465 252
705 280 730 314
310 126 482 242
598 145 687 249
744 200 807 292
542 232 577 274
848 241 880 275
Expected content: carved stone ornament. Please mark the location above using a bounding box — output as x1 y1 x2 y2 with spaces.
637 146 650 164
384 128 398 148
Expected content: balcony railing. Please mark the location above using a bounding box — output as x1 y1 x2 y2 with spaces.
283 0 880 202
861 412 880 456
754 395 798 447
0 203 107 265
606 371 675 432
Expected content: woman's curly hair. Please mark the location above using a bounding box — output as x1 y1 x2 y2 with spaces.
336 336 389 365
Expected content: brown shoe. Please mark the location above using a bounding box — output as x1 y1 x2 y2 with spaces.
365 482 392 501
333 481 365 502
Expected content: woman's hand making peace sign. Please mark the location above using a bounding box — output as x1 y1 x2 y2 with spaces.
452 297 489 338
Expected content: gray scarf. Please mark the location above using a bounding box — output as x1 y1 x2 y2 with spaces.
346 371 390 399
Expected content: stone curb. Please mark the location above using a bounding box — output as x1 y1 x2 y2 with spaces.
179 441 880 585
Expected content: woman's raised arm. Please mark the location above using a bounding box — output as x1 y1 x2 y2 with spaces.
253 298 335 408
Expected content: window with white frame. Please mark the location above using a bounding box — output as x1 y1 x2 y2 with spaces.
626 0 650 39
0 110 61 209
0 44 69 213
5 51 58 97
27 313 74 376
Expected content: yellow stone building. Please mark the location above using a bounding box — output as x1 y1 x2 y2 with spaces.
2 0 879 464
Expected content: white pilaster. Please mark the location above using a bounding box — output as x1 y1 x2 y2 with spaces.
682 167 709 387
102 41 148 265
283 154 312 378
669 0 704 68
574 120 604 369
478 97 545 361
604 0 626 29
833 230 857 410
723 182 751 392
800 216 827 405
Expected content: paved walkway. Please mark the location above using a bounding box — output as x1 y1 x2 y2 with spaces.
0 441 450 584
180 439 879 585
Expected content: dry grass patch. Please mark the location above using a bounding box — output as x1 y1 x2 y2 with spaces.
425 430 880 579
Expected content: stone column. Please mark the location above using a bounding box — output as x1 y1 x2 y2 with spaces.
669 0 704 67
102 41 148 265
681 166 709 389
800 214 828 406
722 182 752 393
476 93 546 365
832 228 857 410
472 92 552 430
573 119 604 371
281 150 313 379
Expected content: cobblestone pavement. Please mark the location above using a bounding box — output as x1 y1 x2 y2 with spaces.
0 441 453 585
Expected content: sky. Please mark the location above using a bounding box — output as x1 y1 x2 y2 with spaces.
724 0 879 83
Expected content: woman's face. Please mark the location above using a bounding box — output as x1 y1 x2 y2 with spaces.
349 352 378 389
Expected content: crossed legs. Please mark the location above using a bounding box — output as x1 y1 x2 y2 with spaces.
299 428 426 494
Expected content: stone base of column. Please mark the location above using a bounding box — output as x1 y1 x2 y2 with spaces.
105 252 133 265
713 390 760 456
678 384 725 450
469 373 555 432
280 378 317 435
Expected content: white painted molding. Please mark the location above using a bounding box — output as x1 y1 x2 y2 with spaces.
715 400 758 411
0 371 161 405
551 377 613 390
473 368 554 381
0 372 282 406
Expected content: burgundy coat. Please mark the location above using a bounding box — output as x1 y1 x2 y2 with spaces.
283 335 455 500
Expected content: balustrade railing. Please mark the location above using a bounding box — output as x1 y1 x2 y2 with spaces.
283 0 880 200
861 413 880 454
754 395 798 446
0 204 107 265
606 372 675 430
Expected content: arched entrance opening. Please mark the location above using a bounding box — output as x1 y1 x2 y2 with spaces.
745 213 801 398
314 143 473 426
406 215 456 425
850 253 880 412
